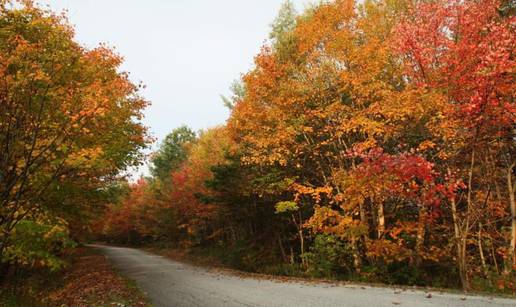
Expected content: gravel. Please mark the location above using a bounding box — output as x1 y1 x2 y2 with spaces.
92 245 516 307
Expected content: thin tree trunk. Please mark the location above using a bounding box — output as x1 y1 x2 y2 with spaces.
231 226 237 243
351 235 361 273
292 213 306 267
459 150 476 291
448 167 469 291
414 207 426 267
490 236 500 274
507 161 515 273
278 235 287 262
478 222 488 277
377 202 385 239
359 202 366 224
298 211 306 267
299 228 305 266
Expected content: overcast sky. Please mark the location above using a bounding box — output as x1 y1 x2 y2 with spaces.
40 0 309 141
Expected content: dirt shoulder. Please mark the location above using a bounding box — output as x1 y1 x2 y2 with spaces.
0 247 151 307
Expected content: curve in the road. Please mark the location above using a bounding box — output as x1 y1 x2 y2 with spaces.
92 245 516 307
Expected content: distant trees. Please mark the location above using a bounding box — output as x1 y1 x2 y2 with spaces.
99 0 514 292
150 126 196 183
100 126 230 245
0 1 149 270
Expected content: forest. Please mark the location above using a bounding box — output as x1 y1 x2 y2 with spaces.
97 0 515 292
1 0 515 301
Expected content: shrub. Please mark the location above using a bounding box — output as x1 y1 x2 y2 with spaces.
303 234 351 278
3 219 76 271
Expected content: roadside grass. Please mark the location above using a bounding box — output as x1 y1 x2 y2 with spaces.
0 247 151 306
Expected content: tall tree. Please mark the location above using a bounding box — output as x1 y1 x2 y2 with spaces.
395 0 515 287
0 0 149 264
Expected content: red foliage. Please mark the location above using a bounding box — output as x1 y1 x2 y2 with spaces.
347 147 464 218
395 0 515 133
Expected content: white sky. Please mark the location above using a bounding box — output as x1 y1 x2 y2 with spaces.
38 0 310 176
39 0 309 139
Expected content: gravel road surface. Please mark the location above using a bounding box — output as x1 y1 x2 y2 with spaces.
93 245 516 307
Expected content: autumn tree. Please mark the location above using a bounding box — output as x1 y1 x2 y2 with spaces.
163 127 233 245
395 0 515 289
101 127 236 247
99 178 167 244
0 1 149 267
228 0 427 271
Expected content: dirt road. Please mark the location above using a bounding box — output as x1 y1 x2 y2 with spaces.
93 245 515 307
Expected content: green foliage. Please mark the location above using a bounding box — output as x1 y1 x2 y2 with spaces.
471 271 516 295
275 201 298 213
189 243 252 271
269 0 298 60
220 79 246 110
269 0 297 43
498 0 515 16
384 262 422 286
303 234 350 278
150 126 196 182
3 219 76 271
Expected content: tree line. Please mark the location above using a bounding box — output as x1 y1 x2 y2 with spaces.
98 0 515 292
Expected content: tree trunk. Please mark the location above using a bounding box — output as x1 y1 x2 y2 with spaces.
490 235 500 274
449 168 469 291
278 235 288 262
292 213 306 268
413 207 426 267
359 202 366 225
478 222 488 278
377 202 385 239
507 162 515 273
351 235 361 273
299 228 306 267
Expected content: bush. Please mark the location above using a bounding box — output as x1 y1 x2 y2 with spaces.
2 219 76 271
471 271 516 295
303 234 351 278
